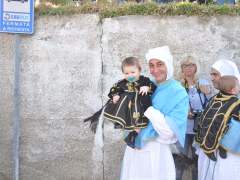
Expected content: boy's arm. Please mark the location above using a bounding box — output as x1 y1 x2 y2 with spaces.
108 80 125 99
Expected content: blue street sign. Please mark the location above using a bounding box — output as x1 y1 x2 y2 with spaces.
0 0 34 34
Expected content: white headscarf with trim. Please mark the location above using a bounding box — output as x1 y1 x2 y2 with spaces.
212 59 240 83
146 46 174 80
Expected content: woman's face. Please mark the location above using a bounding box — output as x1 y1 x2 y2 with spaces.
181 63 196 77
149 59 167 83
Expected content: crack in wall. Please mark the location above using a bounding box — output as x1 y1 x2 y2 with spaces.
98 19 105 180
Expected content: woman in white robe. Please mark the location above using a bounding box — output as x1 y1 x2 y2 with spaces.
120 46 189 180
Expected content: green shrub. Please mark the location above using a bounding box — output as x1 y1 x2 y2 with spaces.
35 2 240 17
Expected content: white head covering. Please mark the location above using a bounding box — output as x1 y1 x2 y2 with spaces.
145 46 174 80
212 59 240 83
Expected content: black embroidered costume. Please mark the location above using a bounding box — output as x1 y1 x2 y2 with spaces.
195 92 240 161
103 76 156 148
104 75 156 130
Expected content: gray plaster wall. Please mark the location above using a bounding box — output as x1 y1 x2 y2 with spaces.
20 15 103 180
0 15 239 180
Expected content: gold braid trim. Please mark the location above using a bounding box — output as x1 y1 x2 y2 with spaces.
116 95 127 117
214 93 235 101
103 113 126 126
103 114 147 130
195 98 220 143
202 99 240 154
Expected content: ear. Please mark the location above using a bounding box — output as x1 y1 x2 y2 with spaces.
230 87 237 95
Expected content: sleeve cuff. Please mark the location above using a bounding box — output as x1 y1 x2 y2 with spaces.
144 106 164 121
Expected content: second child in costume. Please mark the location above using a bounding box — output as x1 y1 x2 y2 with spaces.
195 75 240 161
104 57 156 148
197 59 240 180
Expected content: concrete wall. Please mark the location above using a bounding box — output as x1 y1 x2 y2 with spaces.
0 14 239 180
0 34 15 180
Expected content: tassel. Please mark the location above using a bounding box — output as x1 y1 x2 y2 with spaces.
84 108 103 133
83 100 110 133
94 107 105 148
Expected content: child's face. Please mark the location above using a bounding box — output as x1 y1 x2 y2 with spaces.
231 81 240 95
123 65 140 82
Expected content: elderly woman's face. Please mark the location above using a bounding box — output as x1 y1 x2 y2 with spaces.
182 63 196 77
149 59 167 83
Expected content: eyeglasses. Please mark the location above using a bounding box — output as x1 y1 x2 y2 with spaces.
182 64 195 68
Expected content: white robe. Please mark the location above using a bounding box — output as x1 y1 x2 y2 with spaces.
120 107 177 180
198 149 240 180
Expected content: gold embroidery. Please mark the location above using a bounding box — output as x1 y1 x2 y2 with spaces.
199 99 240 153
127 82 134 92
133 112 140 121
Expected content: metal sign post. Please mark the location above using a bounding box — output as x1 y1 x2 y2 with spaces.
0 1 34 180
13 34 21 180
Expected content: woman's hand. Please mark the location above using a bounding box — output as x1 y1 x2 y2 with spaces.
112 95 120 104
139 86 149 95
188 112 194 119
